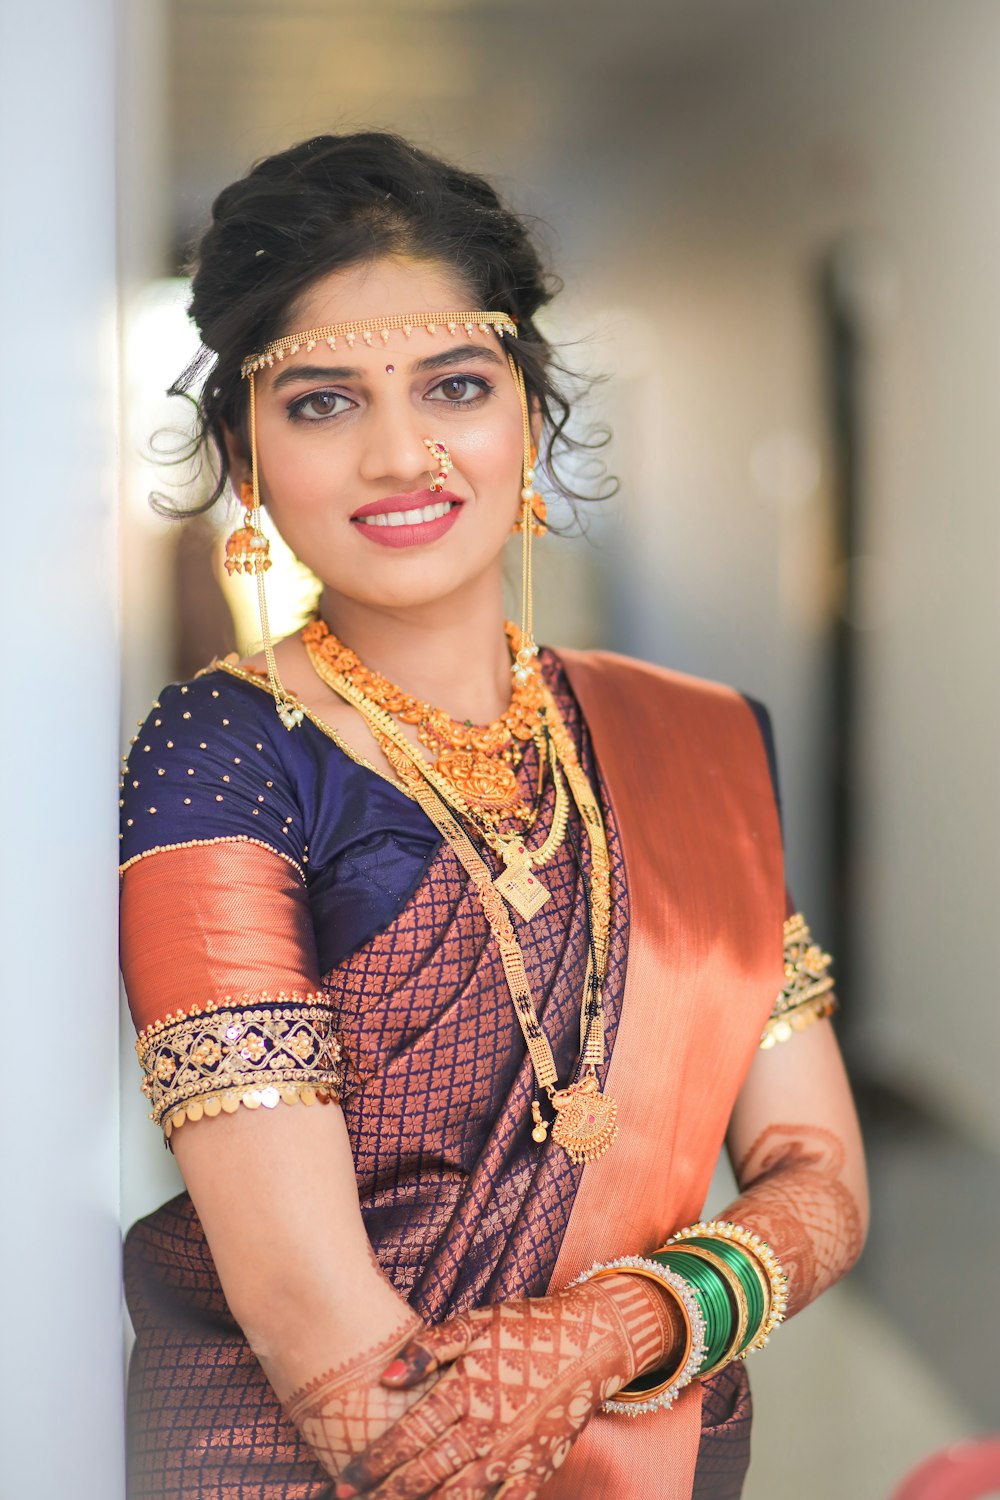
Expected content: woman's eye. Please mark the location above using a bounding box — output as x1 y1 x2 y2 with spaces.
428 375 492 404
288 390 352 421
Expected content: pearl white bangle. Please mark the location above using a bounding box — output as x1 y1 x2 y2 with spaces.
569 1255 707 1416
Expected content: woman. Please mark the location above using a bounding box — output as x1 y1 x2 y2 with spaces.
119 130 869 1500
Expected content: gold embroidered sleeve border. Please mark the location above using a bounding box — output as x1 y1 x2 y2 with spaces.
759 913 838 1049
136 993 344 1138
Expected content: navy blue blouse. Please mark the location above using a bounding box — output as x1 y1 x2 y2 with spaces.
121 667 443 973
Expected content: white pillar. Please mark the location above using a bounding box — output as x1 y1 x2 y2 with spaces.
0 0 124 1495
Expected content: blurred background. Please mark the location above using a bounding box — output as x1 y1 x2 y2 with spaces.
6 0 998 1496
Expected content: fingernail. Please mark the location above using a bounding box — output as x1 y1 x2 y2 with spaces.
335 1486 357 1499
381 1357 407 1382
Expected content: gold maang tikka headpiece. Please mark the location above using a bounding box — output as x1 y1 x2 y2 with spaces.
235 310 544 727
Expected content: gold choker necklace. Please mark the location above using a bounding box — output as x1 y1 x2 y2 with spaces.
302 619 545 826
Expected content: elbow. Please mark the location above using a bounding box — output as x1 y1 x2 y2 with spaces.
853 1169 872 1270
840 1150 871 1280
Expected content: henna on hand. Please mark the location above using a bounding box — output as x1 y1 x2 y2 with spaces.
333 1274 683 1499
282 1313 435 1482
727 1122 866 1316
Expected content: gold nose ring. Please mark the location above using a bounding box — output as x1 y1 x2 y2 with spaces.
424 438 452 493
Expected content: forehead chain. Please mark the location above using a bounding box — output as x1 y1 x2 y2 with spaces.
241 310 518 379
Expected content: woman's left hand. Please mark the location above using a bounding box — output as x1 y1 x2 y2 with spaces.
333 1273 680 1500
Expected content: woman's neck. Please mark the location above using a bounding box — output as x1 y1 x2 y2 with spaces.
316 580 517 726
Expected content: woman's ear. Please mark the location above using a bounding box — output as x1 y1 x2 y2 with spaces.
221 422 250 493
529 394 543 459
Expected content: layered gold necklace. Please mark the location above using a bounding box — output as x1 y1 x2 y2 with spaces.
303 619 544 827
302 622 618 1165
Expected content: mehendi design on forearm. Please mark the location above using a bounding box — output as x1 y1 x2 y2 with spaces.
726 1123 864 1315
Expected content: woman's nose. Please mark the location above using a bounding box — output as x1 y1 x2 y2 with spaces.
356 400 439 487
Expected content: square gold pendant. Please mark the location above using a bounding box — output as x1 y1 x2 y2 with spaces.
493 860 551 921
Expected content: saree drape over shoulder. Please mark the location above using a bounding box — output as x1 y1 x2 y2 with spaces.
119 648 784 1500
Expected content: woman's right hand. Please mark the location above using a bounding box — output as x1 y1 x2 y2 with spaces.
281 1312 440 1482
332 1272 685 1499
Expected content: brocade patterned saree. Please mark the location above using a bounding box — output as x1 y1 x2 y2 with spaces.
120 647 784 1500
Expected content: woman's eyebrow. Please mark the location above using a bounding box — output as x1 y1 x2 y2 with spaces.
410 343 505 373
272 363 357 388
270 342 504 391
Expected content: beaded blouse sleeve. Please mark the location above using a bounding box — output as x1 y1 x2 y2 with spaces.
119 672 344 1141
742 693 838 1049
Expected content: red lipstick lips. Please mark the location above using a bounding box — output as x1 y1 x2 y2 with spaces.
351 488 463 548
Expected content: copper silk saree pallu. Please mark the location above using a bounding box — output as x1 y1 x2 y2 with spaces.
120 649 783 1500
547 651 784 1499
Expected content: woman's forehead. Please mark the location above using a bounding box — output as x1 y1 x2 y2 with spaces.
239 253 518 381
264 338 508 394
289 255 473 328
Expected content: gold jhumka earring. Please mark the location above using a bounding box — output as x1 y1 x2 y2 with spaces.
510 431 548 687
224 481 272 576
237 310 539 722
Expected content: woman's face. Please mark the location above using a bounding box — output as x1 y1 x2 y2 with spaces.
232 256 530 614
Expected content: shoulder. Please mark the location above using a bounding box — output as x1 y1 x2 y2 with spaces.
549 645 781 809
119 664 310 871
123 665 298 785
551 644 753 715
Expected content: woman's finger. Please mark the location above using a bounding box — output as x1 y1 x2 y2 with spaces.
438 1437 564 1500
436 1454 513 1499
336 1378 469 1496
380 1309 486 1387
494 1479 542 1500
359 1424 485 1500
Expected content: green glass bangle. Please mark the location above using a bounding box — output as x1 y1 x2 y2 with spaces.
651 1253 728 1365
664 1220 789 1356
684 1237 766 1352
662 1245 749 1376
677 1260 732 1371
653 1251 733 1370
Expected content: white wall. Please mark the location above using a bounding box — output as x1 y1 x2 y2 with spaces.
0 0 125 1494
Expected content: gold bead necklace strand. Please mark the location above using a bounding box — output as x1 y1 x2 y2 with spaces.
376 722 617 1165
302 619 544 826
302 649 617 1164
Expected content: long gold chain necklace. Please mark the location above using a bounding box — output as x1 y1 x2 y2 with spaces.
303 633 617 1164
302 618 544 827
305 638 572 916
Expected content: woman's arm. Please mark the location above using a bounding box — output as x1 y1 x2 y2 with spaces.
168 1097 434 1480
119 676 434 1480
171 1102 410 1390
720 1014 869 1316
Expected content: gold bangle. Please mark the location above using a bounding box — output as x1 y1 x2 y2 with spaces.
722 1236 773 1336
667 1220 789 1354
585 1266 693 1403
567 1256 707 1415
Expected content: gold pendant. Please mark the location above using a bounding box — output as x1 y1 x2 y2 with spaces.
493 841 550 920
437 747 522 815
550 1074 618 1164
